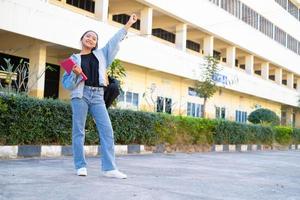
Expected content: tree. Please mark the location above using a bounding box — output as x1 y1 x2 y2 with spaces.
106 59 126 107
248 108 280 125
195 55 220 118
107 59 126 83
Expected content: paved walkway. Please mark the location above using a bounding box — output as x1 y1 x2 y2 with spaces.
1 151 300 200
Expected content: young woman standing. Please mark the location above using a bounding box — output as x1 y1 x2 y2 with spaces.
63 14 137 179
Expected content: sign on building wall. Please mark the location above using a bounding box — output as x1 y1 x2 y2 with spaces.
212 73 239 86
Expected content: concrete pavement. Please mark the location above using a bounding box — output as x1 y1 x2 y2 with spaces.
0 151 300 200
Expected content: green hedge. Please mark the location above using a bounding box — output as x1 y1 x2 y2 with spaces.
155 115 216 145
273 126 293 145
0 94 299 146
214 120 274 145
292 128 300 144
0 95 72 145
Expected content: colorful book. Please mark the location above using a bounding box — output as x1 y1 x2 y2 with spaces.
59 58 88 81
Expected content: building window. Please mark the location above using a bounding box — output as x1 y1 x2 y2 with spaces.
118 90 124 101
152 28 175 43
188 87 201 97
274 26 287 46
112 14 141 30
215 107 226 119
44 63 60 99
186 40 200 52
292 112 296 127
288 0 299 19
235 110 247 123
157 96 164 112
0 53 29 92
221 0 241 18
282 79 287 85
276 0 299 19
213 50 221 61
241 4 259 29
209 0 220 6
281 111 287 125
208 0 300 55
118 91 139 109
239 64 246 70
66 0 95 13
276 0 287 9
287 34 298 53
255 70 261 75
259 16 274 39
187 102 203 117
157 96 172 114
235 59 239 67
269 75 275 81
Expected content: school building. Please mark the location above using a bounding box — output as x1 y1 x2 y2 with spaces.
0 0 300 126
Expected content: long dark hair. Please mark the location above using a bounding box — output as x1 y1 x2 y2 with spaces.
80 30 98 51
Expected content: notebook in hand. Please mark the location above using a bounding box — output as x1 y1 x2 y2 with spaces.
59 58 88 81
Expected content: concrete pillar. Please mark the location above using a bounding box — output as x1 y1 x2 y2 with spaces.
226 46 236 68
245 55 254 75
28 43 46 98
175 23 187 51
108 13 113 21
203 36 214 56
294 112 300 128
94 0 109 21
286 108 294 127
261 62 269 80
140 7 153 37
287 73 294 89
275 68 282 85
296 78 300 92
58 68 69 100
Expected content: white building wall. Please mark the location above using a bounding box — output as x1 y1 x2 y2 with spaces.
0 0 299 107
241 0 300 39
137 0 300 74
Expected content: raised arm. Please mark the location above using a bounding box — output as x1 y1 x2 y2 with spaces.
102 14 138 67
124 13 138 31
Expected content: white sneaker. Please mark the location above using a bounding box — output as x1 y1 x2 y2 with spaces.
102 170 127 179
77 167 87 176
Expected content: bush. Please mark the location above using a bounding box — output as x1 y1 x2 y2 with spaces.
248 108 280 125
252 125 274 145
154 113 176 144
0 98 8 144
292 128 300 144
109 109 159 145
0 94 298 146
0 94 72 145
173 116 216 145
0 94 161 145
273 126 292 145
214 120 274 145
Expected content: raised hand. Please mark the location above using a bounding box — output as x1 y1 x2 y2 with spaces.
125 13 138 30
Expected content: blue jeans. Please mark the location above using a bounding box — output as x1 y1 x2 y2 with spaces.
71 86 117 171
